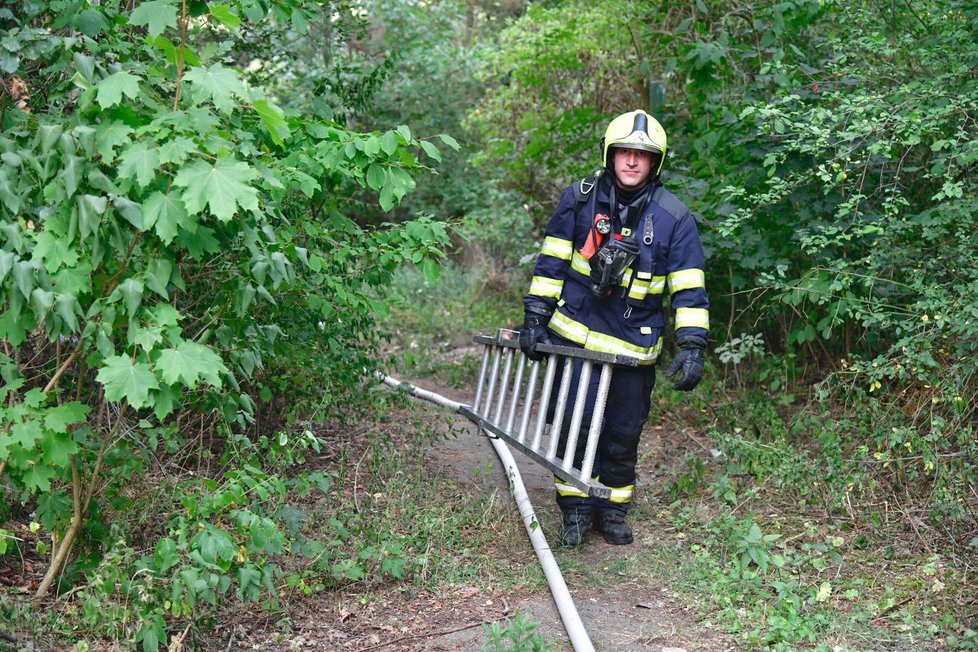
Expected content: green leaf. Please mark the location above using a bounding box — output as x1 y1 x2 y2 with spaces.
143 191 191 243
76 194 108 241
118 142 160 188
145 258 172 298
42 431 78 468
419 140 441 162
33 232 78 274
183 63 246 114
117 278 144 317
55 294 81 332
380 131 398 156
395 125 411 142
209 4 241 30
22 464 57 492
11 420 42 449
12 260 34 300
421 257 440 284
365 164 386 191
157 137 196 166
253 99 290 145
173 157 259 221
95 71 141 109
95 121 134 162
129 0 178 37
155 341 226 389
437 133 460 151
96 355 160 408
44 402 90 433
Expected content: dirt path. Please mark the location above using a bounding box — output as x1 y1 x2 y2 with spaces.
395 376 740 652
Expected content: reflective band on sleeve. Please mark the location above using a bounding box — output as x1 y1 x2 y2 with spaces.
667 268 706 293
571 250 591 276
529 276 563 299
541 236 573 261
676 307 710 330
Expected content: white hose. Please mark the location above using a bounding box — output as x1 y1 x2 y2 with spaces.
380 375 596 652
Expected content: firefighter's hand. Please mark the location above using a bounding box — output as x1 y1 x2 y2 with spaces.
520 312 551 362
665 345 705 391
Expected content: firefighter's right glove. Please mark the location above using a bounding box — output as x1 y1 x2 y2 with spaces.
665 338 706 391
520 311 552 362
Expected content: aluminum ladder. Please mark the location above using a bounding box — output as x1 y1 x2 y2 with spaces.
458 330 639 499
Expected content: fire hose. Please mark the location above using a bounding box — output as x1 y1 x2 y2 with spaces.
380 374 596 652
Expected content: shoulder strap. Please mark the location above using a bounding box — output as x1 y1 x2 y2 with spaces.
650 186 688 220
574 170 602 203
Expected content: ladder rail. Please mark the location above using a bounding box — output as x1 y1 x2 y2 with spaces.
466 331 639 498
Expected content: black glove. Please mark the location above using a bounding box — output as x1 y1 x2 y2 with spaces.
520 310 552 362
665 336 706 391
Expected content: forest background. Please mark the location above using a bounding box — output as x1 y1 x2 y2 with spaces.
0 0 976 650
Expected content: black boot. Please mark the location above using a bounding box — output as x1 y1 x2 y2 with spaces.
559 509 592 547
594 510 633 545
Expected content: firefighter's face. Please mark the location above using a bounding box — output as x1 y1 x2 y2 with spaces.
612 147 654 189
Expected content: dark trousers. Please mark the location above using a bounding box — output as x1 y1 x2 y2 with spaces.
547 333 655 515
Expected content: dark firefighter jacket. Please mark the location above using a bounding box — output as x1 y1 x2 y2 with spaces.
524 176 709 365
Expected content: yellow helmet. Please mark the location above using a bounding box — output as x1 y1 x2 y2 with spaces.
601 109 667 176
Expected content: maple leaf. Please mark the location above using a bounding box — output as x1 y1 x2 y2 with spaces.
129 0 178 38
173 157 259 221
156 341 227 389
96 355 160 408
95 71 141 109
183 63 247 114
118 142 160 188
143 191 192 242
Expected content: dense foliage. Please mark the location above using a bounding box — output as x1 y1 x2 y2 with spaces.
2 0 976 648
0 0 453 645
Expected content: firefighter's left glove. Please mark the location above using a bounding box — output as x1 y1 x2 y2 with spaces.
520 310 552 362
665 336 707 391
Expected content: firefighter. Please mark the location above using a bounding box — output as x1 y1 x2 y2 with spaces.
519 109 709 546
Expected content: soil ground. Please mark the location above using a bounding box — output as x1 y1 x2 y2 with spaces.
233 373 742 652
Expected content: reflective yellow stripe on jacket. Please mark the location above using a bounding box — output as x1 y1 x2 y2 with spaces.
667 268 706 293
549 311 663 364
676 307 709 330
541 236 573 261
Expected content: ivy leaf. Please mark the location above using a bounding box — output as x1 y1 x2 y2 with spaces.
118 142 160 188
44 402 90 433
156 341 226 389
96 355 160 408
55 294 81 333
76 194 108 241
143 191 191 242
117 278 144 317
129 0 178 38
95 71 141 109
173 157 259 221
183 63 246 114
33 231 78 274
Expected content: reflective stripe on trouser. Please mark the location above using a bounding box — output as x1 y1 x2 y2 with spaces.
547 333 654 512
